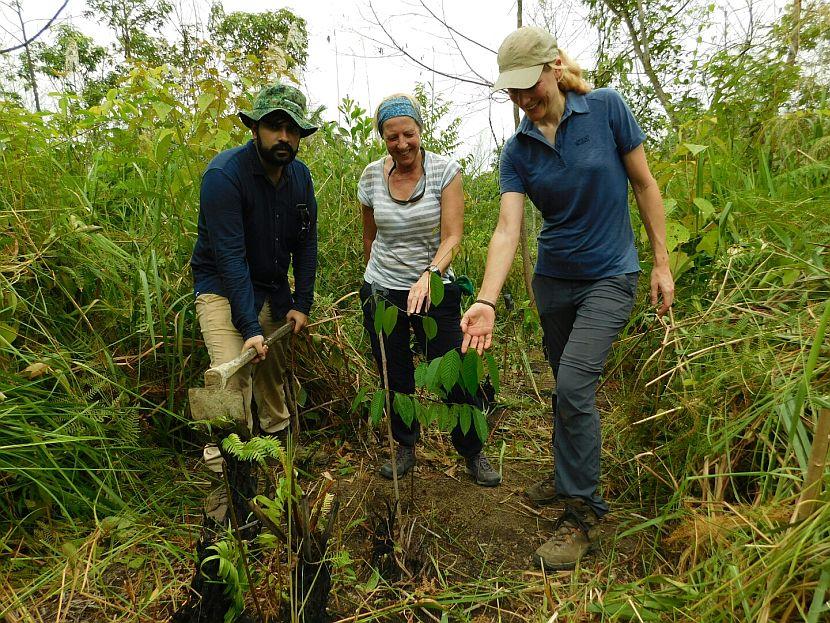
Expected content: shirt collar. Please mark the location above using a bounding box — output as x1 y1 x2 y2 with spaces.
517 90 590 137
246 140 266 177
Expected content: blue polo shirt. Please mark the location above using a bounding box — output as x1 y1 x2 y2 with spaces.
191 140 318 341
499 88 645 279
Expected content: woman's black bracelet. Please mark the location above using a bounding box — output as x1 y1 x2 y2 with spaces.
475 298 497 311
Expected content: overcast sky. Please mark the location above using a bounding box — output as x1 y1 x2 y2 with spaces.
7 0 785 162
6 0 602 162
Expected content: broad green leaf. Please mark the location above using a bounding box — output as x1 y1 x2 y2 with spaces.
437 404 453 431
0 320 18 346
663 197 677 215
421 403 437 426
438 350 462 393
485 352 500 394
670 251 691 277
429 272 444 306
154 128 174 163
213 129 231 150
350 387 368 413
422 315 438 341
370 389 385 425
197 92 216 113
462 351 482 395
373 299 385 335
363 569 380 592
682 142 708 156
781 268 800 286
382 304 398 335
393 392 415 426
459 404 472 435
693 197 715 221
152 101 172 121
414 362 428 387
472 409 489 443
665 221 690 253
695 228 719 255
425 357 442 391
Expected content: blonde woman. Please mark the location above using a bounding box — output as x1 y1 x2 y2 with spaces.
461 27 674 568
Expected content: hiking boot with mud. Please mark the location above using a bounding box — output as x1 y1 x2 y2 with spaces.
525 474 558 504
533 505 600 570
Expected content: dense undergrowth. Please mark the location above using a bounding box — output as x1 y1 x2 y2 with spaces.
1 60 829 621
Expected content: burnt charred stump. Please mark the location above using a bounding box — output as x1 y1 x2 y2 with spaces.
279 495 339 623
172 522 234 623
369 499 399 582
368 499 426 584
172 454 260 623
284 551 332 623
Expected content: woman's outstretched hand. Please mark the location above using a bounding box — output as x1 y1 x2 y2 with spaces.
460 302 495 355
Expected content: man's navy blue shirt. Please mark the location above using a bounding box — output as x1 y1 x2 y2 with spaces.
191 140 318 341
499 88 645 279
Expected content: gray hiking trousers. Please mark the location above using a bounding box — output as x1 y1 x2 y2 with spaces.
533 272 639 517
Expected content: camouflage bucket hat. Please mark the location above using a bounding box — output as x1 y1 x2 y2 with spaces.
238 83 318 137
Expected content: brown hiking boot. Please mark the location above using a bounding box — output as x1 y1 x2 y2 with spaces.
525 475 558 505
533 505 600 570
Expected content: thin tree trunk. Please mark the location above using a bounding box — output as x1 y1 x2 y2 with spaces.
15 1 40 112
786 0 802 66
515 0 537 308
601 0 675 125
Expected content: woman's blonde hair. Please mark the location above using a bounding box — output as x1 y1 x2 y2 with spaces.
375 93 423 135
549 49 592 94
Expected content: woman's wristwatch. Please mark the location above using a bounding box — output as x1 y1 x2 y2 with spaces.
424 264 442 277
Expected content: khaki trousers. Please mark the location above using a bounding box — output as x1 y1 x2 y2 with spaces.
196 294 290 472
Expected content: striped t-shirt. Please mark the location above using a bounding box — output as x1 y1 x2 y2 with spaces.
358 150 461 290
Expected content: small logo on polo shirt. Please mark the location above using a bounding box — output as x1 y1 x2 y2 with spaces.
575 136 590 145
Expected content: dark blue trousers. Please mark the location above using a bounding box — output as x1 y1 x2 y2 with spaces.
359 281 483 458
533 272 638 517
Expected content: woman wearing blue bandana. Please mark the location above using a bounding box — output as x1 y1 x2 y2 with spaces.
461 28 675 569
358 93 501 487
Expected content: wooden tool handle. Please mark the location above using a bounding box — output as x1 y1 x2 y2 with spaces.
204 320 295 388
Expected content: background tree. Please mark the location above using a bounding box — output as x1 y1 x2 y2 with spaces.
207 3 308 86
30 24 112 106
84 0 173 63
6 0 42 110
583 0 711 131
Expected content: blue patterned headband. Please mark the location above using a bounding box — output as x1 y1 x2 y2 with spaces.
376 96 423 134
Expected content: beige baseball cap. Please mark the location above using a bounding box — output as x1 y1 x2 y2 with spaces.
493 27 558 90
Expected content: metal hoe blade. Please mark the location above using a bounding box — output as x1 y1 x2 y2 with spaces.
188 386 246 423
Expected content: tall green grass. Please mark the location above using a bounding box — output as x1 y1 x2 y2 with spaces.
1 60 828 620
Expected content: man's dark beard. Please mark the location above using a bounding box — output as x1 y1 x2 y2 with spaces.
256 136 297 166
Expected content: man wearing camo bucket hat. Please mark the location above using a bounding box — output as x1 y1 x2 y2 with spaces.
190 82 320 524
